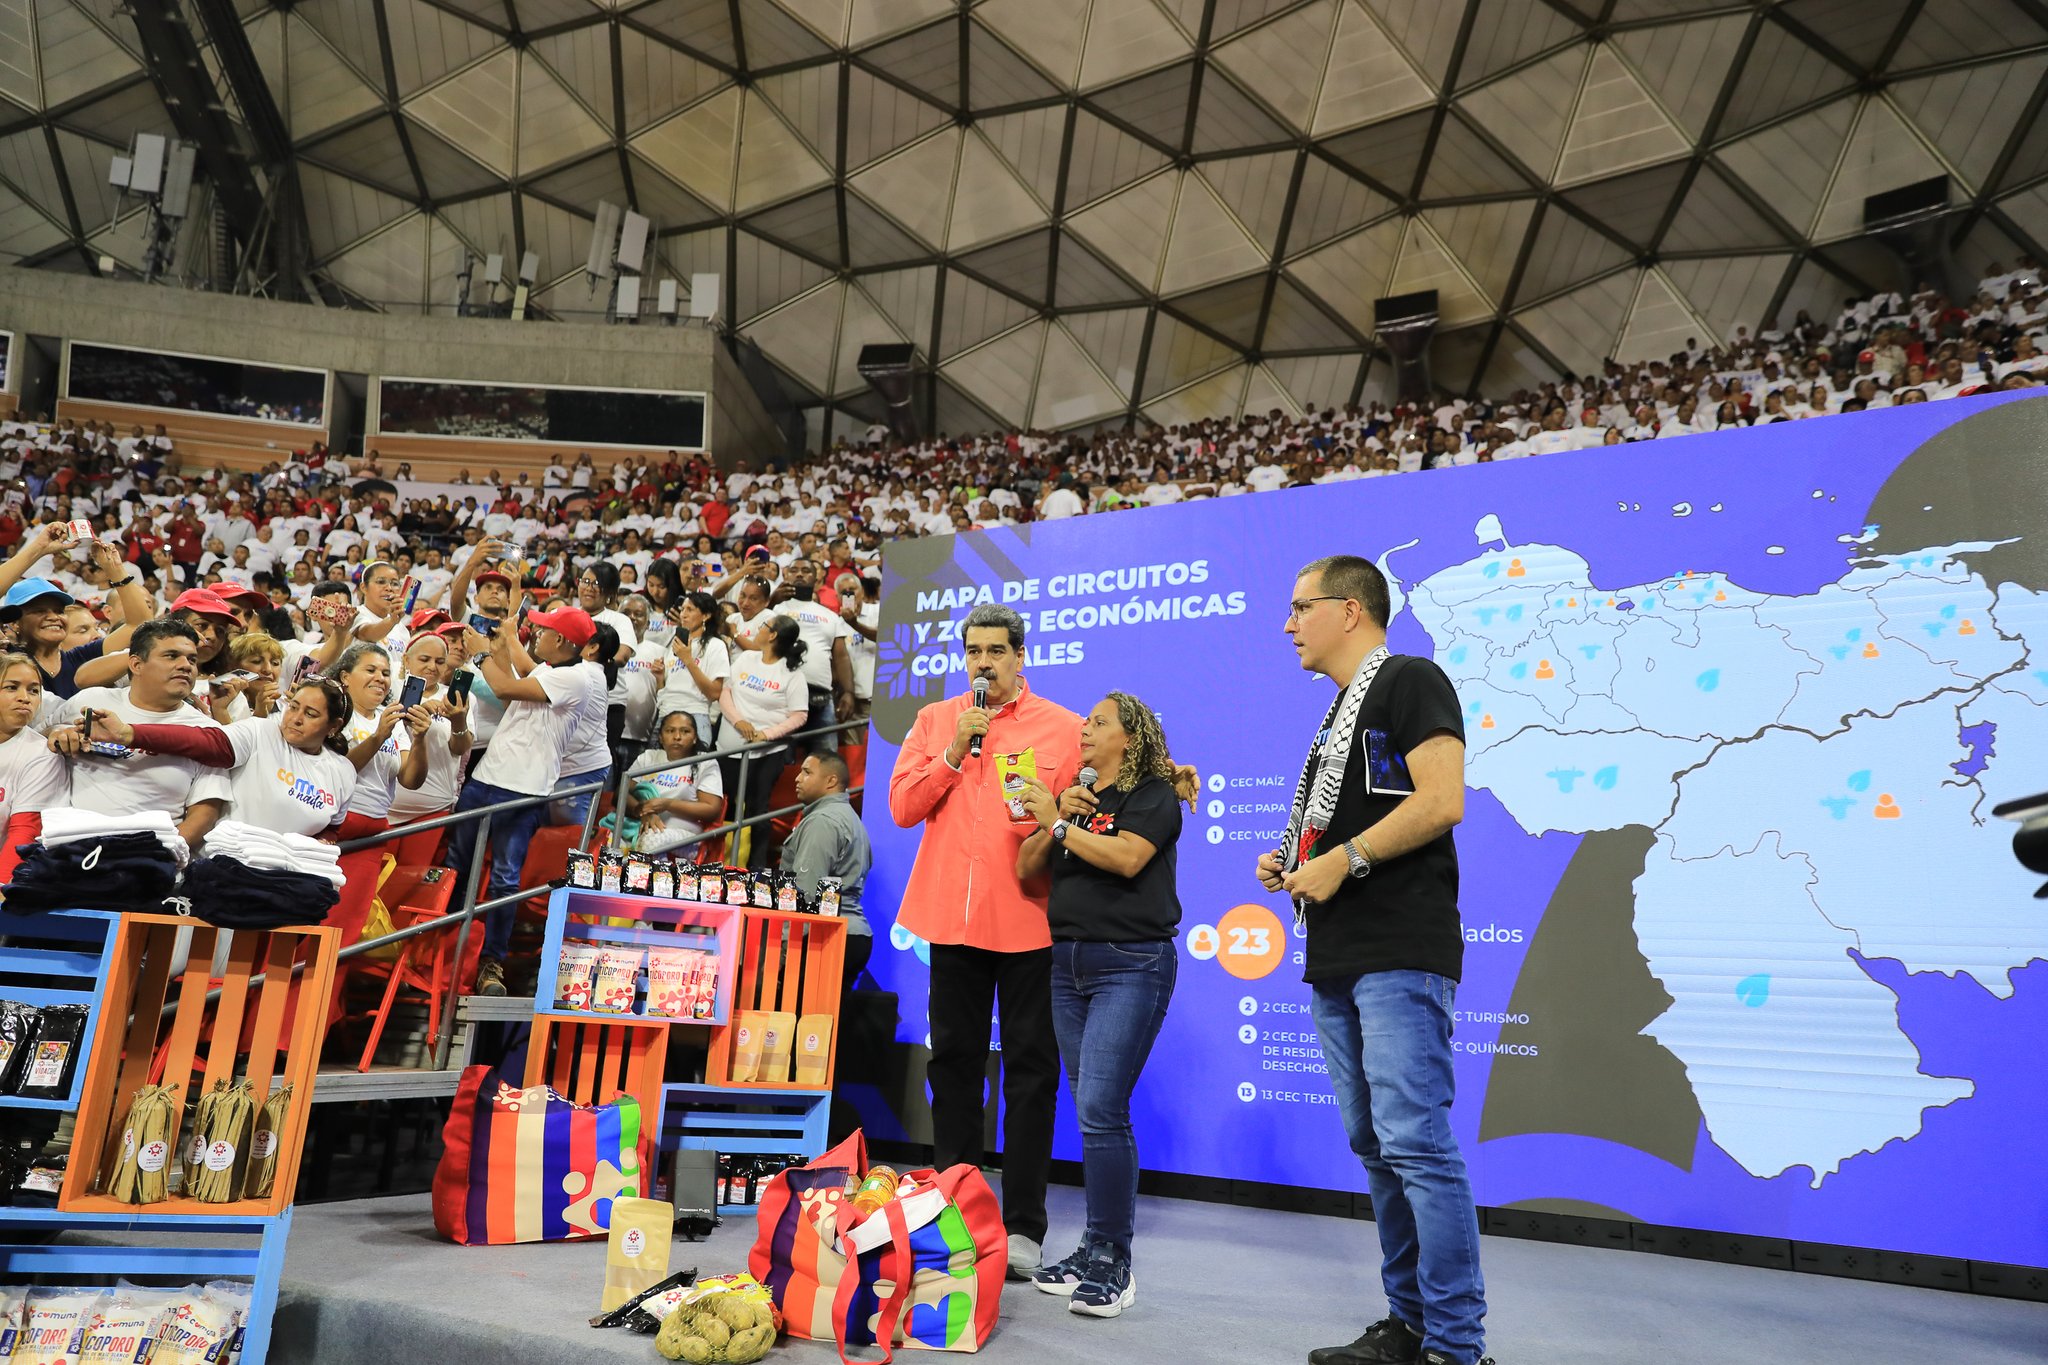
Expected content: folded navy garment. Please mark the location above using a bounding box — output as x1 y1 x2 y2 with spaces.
179 855 340 929
3 835 181 915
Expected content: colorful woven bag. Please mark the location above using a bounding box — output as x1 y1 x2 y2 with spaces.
750 1130 1005 1362
431 1064 646 1245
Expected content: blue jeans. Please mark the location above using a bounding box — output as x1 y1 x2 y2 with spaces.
1049 939 1177 1260
551 764 610 829
1311 971 1486 1365
441 776 549 961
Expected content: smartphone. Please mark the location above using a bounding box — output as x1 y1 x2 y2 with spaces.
467 611 498 638
447 669 474 703
401 577 423 613
399 675 427 709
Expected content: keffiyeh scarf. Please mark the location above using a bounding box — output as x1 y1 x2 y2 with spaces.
1279 645 1390 919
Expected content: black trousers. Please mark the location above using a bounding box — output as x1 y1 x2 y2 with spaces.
925 942 1058 1245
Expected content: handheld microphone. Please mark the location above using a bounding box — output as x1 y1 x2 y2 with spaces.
969 676 990 757
1076 766 1097 790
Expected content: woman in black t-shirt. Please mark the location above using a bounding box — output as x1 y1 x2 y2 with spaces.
1014 691 1189 1320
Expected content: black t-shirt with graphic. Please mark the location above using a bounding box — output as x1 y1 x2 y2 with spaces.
1048 775 1184 942
1300 654 1466 984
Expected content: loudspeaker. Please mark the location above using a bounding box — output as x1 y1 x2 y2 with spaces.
130 133 165 196
617 210 649 273
688 273 720 319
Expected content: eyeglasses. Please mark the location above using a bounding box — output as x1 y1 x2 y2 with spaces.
1287 595 1350 622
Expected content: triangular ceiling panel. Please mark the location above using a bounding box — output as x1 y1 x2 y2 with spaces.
1031 322 1126 429
1201 151 1296 256
0 127 67 222
1660 163 1788 254
1286 155 1394 257
1420 113 1531 199
943 319 1044 426
519 51 613 174
1716 95 1857 240
302 164 415 259
748 280 843 391
383 0 499 99
531 24 614 129
777 0 852 49
438 191 518 261
618 26 725 133
844 66 949 168
968 21 1064 110
1388 214 1491 327
519 194 592 288
1423 197 1537 304
1144 363 1249 427
860 20 958 107
1282 217 1402 334
1457 45 1580 184
0 4 37 112
843 192 931 267
1242 363 1301 418
325 217 428 311
1053 231 1147 308
1512 202 1629 304
1164 272 1269 351
54 128 118 234
1320 106 1434 199
1515 267 1637 377
1716 19 1855 137
285 19 384 142
1614 268 1705 364
851 0 953 49
981 105 1069 211
1555 45 1690 187
1812 97 1946 243
1268 351 1360 412
1261 275 1356 351
1888 55 2048 194
630 0 738 67
1211 0 1339 134
758 64 840 162
1191 68 1293 154
1314 0 1435 135
1210 0 1302 43
1158 171 1267 295
402 117 506 200
864 264 939 345
1560 159 1689 252
300 0 387 89
1457 0 1582 88
1067 171 1177 294
1612 12 1749 140
832 284 908 397
1063 108 1169 211
1079 0 1192 92
977 0 1088 91
1778 0 1914 72
1891 0 2047 71
735 229 834 321
1664 253 1793 346
1067 307 1149 394
848 127 955 247
739 0 837 70
939 270 1036 355
735 91 834 213
631 86 739 210
302 116 420 198
529 148 628 214
629 158 722 229
0 185 67 263
34 0 140 108
1090 61 1196 151
404 49 518 178
744 186 844 264
1141 310 1239 399
954 228 1053 307
52 79 175 148
949 132 1049 252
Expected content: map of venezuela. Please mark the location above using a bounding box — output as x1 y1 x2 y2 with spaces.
1407 524 2048 1187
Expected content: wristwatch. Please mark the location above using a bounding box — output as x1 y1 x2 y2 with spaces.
1050 819 1070 843
1343 839 1373 878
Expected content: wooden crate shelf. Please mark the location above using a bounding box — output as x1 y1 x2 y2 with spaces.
534 888 740 1024
705 909 846 1094
0 909 118 1113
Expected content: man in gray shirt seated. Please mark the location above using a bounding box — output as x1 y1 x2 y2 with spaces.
781 750 873 980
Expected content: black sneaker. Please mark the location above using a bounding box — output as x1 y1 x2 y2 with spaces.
476 958 507 997
1308 1316 1424 1365
1067 1245 1134 1319
1029 1242 1094 1297
1419 1352 1495 1365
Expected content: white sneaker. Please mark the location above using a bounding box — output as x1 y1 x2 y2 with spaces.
1005 1233 1041 1281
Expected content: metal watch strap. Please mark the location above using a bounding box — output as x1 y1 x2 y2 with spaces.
1051 819 1070 842
1343 839 1371 877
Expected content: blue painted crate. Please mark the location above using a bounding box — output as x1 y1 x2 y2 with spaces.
0 909 117 1112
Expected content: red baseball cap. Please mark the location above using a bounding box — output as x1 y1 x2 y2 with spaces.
409 607 452 632
475 569 514 589
1858 349 1875 362
527 605 595 646
169 588 238 623
211 582 265 605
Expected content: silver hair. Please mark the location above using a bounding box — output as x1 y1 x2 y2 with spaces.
963 602 1026 649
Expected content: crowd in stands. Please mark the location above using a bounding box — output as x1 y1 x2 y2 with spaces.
66 349 325 426
376 380 551 441
0 266 2035 998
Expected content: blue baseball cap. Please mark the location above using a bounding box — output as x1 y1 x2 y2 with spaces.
0 577 73 622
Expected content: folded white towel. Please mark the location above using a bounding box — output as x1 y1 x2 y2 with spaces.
202 820 346 884
37 807 190 866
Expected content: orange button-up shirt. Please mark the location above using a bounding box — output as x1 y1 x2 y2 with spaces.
887 676 1082 953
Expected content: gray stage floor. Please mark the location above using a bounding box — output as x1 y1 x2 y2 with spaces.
269 1182 2047 1364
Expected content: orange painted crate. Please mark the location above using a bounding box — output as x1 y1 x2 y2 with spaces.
704 909 846 1092
523 1013 669 1170
60 916 338 1218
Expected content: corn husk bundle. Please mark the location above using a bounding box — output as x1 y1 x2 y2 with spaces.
242 1083 292 1201
105 1084 180 1204
185 1080 256 1203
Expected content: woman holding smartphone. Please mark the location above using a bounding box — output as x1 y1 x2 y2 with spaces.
655 590 728 752
329 642 434 945
1015 692 1190 1320
387 631 473 863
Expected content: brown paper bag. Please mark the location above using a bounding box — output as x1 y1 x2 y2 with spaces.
758 1010 797 1085
730 1011 768 1083
793 1013 833 1088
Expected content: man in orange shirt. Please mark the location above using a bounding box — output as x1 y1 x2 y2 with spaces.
889 603 1081 1279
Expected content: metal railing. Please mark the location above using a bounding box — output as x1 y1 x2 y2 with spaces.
322 715 870 1070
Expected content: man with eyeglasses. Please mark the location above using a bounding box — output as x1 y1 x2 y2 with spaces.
1258 555 1493 1365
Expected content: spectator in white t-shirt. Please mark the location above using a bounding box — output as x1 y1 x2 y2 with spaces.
719 615 810 869
656 590 731 752
440 605 605 996
777 558 854 753
1139 466 1184 506
1040 476 1086 519
49 618 232 849
624 711 726 860
0 651 66 882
